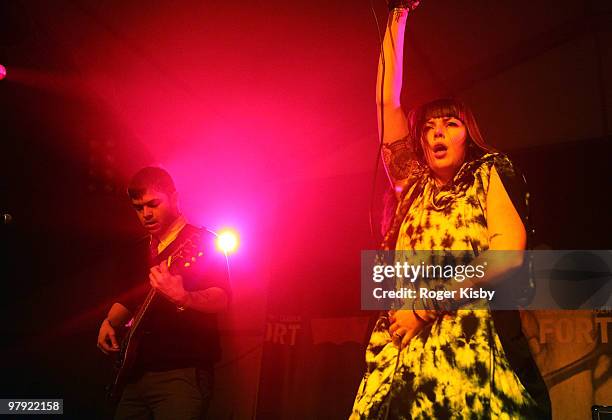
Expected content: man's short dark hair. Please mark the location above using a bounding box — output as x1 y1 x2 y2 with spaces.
127 167 176 200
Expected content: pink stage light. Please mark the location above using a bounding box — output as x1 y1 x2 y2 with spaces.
215 228 240 255
0 65 6 80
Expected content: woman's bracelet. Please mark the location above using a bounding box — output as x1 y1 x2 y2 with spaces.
419 295 436 311
417 294 456 314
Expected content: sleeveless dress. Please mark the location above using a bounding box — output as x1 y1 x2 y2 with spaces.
350 153 548 419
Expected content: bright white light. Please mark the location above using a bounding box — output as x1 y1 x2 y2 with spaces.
216 229 239 254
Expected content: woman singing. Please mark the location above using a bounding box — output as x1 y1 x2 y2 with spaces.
350 2 551 419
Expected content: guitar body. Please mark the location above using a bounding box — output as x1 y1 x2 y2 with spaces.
106 230 203 403
108 347 136 403
106 292 154 403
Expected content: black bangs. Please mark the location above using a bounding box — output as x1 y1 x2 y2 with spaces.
411 98 470 143
421 98 462 121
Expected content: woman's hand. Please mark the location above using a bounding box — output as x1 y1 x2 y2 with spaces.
387 0 421 12
388 309 436 349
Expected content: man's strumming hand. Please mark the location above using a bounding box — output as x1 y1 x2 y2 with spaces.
97 318 120 355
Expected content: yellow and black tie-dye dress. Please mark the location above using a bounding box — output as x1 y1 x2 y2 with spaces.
351 153 550 419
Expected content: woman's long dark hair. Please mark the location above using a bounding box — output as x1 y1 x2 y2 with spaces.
380 98 496 236
408 98 496 164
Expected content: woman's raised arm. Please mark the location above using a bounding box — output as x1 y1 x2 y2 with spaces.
377 5 419 191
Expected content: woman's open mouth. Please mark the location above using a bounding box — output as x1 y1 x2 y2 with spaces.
432 143 448 159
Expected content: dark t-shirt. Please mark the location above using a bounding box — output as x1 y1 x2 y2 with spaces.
117 224 230 373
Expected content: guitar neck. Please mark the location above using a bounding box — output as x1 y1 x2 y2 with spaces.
122 229 205 338
124 287 157 341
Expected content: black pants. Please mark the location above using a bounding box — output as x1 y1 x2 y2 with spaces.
114 367 213 420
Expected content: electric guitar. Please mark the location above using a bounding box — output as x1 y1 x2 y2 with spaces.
106 231 204 402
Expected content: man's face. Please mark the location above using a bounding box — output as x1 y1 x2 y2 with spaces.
131 188 179 237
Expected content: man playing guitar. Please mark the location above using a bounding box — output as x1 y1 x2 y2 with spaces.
97 167 230 420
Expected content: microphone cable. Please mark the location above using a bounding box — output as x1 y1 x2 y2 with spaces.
368 0 389 246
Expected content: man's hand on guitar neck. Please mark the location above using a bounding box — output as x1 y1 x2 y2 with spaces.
150 260 229 313
149 260 188 306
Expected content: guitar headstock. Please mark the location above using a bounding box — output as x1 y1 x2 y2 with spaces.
167 232 205 273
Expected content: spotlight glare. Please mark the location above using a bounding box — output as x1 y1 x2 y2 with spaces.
0 65 6 80
216 229 239 254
